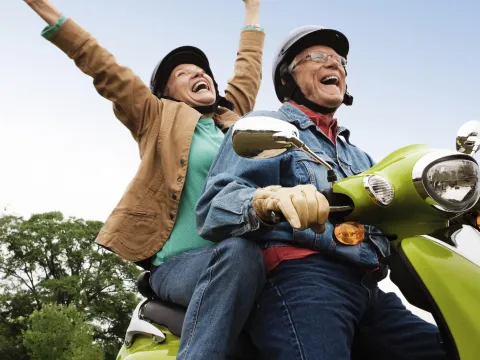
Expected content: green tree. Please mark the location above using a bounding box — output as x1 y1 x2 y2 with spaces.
0 317 28 360
0 212 142 359
23 304 104 360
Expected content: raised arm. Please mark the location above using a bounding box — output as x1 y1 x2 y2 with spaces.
24 0 160 140
224 0 265 116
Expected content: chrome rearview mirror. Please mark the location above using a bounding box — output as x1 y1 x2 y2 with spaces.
232 116 337 183
457 120 480 156
231 116 301 158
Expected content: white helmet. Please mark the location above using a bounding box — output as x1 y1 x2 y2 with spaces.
272 25 352 105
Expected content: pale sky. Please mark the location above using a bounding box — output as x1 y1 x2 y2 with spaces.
2 0 479 324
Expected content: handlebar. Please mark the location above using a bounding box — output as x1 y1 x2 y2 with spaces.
269 188 354 225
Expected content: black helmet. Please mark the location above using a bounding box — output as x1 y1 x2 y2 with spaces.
272 25 353 112
150 46 233 114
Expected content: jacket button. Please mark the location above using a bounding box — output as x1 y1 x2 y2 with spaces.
172 194 177 200
177 177 183 183
170 213 175 220
180 158 186 165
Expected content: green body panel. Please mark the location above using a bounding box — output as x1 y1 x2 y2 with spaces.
332 144 452 243
116 327 238 359
400 236 480 359
116 328 180 360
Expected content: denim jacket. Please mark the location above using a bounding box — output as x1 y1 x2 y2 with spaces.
196 103 390 268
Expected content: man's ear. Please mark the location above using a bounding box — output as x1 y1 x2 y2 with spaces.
281 79 286 86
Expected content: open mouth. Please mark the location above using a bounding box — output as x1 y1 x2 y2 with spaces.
320 75 339 86
192 80 210 93
319 75 341 95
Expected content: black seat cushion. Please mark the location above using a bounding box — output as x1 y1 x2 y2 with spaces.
143 299 186 337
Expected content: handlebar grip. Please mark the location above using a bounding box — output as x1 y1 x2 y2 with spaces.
270 210 285 224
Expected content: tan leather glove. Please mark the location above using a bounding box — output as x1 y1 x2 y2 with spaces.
252 184 329 233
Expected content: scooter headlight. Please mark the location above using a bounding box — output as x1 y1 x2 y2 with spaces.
413 152 480 212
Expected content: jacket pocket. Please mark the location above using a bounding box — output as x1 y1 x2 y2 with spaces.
294 150 337 190
111 209 158 251
340 160 364 176
338 156 365 176
337 149 372 176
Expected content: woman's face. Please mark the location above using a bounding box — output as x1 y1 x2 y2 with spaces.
165 64 216 107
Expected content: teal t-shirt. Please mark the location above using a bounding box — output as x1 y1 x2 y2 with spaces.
153 118 225 265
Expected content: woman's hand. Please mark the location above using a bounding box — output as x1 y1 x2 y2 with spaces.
243 0 261 26
243 0 261 8
23 0 46 5
23 0 62 26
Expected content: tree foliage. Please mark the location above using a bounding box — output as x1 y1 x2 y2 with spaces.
0 212 142 359
23 304 104 360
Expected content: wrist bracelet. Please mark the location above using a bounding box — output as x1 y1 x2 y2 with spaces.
243 24 262 31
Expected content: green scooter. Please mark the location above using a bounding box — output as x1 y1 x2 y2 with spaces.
117 118 480 360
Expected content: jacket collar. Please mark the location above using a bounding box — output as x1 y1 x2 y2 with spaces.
279 102 352 143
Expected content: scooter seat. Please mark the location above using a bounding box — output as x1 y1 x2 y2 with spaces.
136 271 157 299
136 271 258 359
143 298 185 337
136 271 185 336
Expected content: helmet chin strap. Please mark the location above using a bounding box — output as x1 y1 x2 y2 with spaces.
290 84 354 115
291 87 338 115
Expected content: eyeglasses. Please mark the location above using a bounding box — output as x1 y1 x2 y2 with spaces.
288 51 347 73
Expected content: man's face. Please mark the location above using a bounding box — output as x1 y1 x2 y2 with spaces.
165 64 216 107
290 45 347 109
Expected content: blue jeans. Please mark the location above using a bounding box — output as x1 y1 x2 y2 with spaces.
150 237 265 360
247 254 448 360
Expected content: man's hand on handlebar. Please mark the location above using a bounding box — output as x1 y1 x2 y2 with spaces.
252 184 329 233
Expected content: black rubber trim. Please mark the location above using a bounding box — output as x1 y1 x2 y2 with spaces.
321 189 354 224
135 256 152 271
136 271 157 299
395 243 460 360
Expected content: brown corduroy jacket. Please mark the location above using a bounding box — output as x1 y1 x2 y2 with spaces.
49 19 265 262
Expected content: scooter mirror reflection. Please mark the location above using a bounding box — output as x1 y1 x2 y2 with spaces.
456 120 480 156
231 116 338 182
231 116 302 159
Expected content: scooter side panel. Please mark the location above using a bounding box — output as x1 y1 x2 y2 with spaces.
116 328 180 360
116 328 240 359
401 236 480 360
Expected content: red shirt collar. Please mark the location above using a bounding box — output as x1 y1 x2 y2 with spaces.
288 101 338 144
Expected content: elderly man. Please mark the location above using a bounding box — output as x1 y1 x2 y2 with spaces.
196 26 448 359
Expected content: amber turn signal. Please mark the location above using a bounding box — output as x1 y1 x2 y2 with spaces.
334 222 365 245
